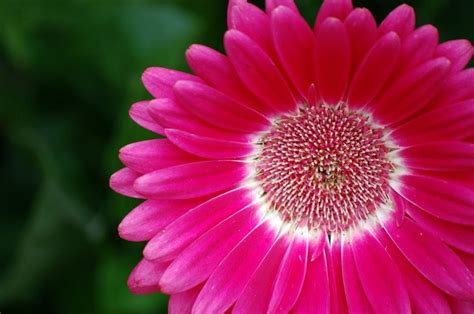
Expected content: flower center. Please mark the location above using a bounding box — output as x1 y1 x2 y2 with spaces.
255 104 393 233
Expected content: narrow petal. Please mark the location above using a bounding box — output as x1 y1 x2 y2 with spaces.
378 4 415 39
341 240 372 313
433 68 474 108
119 139 199 174
134 161 249 199
397 142 474 172
142 67 201 99
169 285 202 314
160 204 260 293
268 234 309 314
292 240 330 314
224 30 296 113
147 98 245 141
390 100 474 146
326 238 348 314
406 204 474 254
344 8 377 73
388 190 407 227
227 0 247 29
384 218 474 299
371 57 451 125
127 259 169 294
233 233 291 314
165 129 255 160
397 25 439 72
174 80 270 133
315 0 353 30
129 101 164 135
185 45 270 115
352 232 411 314
109 168 143 199
393 174 474 226
271 6 315 97
418 169 474 191
348 32 400 109
450 299 474 314
436 39 473 74
143 188 254 261
458 250 474 274
375 229 451 314
315 17 351 105
230 3 274 56
118 198 204 242
266 0 299 14
192 218 279 313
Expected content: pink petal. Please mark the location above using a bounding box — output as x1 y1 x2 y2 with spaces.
266 0 299 14
268 234 309 314
406 203 474 254
390 100 474 146
378 4 415 40
326 238 348 314
433 68 474 108
185 45 270 115
271 6 315 97
224 30 296 114
436 39 473 74
143 187 254 261
341 240 372 313
458 250 474 274
449 298 474 314
173 80 271 133
127 258 170 294
109 168 143 199
390 189 407 227
230 3 274 57
227 0 247 29
344 8 377 74
315 17 351 105
118 198 204 242
418 169 474 191
165 129 255 160
119 139 199 174
233 233 291 314
384 218 474 299
397 141 474 172
134 160 249 199
159 204 260 293
393 174 474 226
352 232 411 314
147 98 245 141
141 67 201 99
168 285 202 314
192 219 279 313
397 25 439 73
129 101 164 135
348 32 400 109
314 0 353 30
292 241 330 314
375 229 451 314
371 57 451 126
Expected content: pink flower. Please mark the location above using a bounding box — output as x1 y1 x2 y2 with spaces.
110 0 474 312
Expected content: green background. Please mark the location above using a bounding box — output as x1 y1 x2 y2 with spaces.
1 0 472 313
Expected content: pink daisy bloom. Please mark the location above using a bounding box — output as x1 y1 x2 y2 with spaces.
110 0 474 312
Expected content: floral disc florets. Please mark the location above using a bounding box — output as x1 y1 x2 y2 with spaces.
255 103 393 232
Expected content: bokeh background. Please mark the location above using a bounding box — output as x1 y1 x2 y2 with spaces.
1 0 473 313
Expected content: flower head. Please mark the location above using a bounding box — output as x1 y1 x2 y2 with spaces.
111 0 474 312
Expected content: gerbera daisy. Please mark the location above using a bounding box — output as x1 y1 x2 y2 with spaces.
110 0 474 312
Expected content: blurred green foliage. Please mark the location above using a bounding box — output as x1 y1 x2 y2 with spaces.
0 0 472 313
